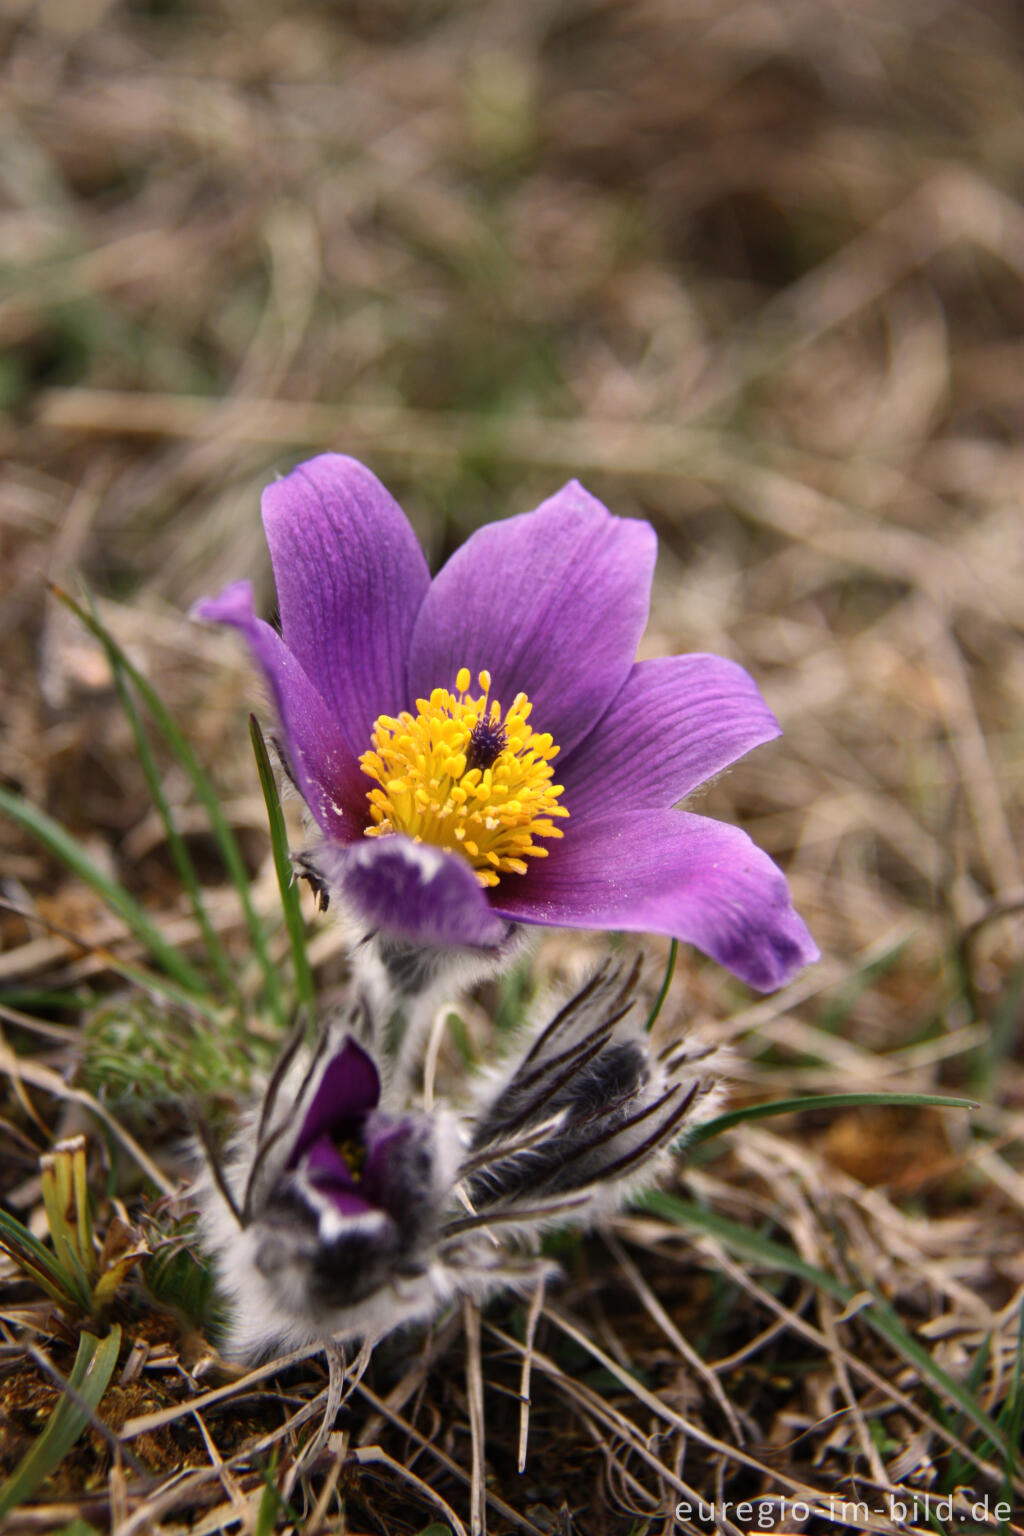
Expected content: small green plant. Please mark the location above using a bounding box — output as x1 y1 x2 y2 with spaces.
0 1326 122 1523
80 995 241 1111
0 1136 145 1318
141 1212 219 1333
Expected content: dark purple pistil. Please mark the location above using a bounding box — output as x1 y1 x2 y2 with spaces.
464 716 508 773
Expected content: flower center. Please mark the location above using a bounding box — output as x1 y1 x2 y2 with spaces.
359 667 569 888
334 1136 366 1181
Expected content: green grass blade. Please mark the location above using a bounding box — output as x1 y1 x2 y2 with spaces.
0 1209 90 1310
1000 1302 1024 1494
52 587 282 1020
254 1478 282 1536
640 1191 1010 1463
690 1091 977 1144
0 1326 121 1520
446 1009 475 1068
249 716 314 1018
37 1194 94 1309
105 634 240 1003
0 785 206 994
644 939 677 1032
494 955 533 1035
70 1143 95 1283
943 1334 994 1489
100 954 225 1022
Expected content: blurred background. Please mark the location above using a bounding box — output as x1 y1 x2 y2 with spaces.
2 0 1023 1141
3 3 1024 1524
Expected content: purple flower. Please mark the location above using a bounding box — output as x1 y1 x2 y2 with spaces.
279 1038 441 1288
199 1031 453 1357
196 454 817 990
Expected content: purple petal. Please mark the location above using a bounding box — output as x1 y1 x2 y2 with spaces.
560 655 781 822
262 455 431 751
301 1136 378 1219
193 581 367 842
313 1188 376 1218
407 481 657 755
331 836 510 948
291 1037 381 1163
303 1135 356 1188
491 810 819 992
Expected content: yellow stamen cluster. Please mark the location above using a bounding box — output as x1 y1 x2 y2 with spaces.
360 667 568 888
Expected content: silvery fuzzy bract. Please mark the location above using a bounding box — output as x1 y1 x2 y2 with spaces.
460 960 722 1225
198 963 721 1362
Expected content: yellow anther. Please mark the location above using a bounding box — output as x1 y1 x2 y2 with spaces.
359 667 568 889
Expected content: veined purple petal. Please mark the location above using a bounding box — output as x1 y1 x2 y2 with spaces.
407 481 657 756
491 810 819 992
291 1037 380 1163
336 836 510 948
560 655 781 822
262 455 431 752
193 581 367 842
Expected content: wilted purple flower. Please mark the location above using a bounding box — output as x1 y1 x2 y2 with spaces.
196 454 817 990
278 1037 441 1284
198 964 724 1361
199 1029 458 1359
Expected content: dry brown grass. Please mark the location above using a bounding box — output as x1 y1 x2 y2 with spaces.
2 1 1024 1531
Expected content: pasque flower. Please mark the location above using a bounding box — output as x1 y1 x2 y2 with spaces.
196 454 817 990
198 963 722 1360
199 1028 457 1358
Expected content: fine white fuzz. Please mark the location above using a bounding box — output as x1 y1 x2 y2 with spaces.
196 959 726 1362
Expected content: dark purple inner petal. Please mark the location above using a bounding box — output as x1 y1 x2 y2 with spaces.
298 1115 434 1225
308 1181 375 1219
303 1134 358 1188
291 1037 381 1164
301 1134 376 1217
338 835 510 948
